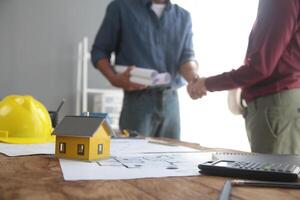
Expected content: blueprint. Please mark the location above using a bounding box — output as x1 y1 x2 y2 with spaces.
60 152 212 181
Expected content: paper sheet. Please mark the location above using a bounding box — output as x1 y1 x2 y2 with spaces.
60 152 212 181
0 139 197 157
0 142 55 156
111 139 200 156
60 139 209 181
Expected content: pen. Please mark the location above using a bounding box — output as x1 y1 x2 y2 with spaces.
56 99 65 113
148 140 177 146
232 180 300 189
218 180 232 200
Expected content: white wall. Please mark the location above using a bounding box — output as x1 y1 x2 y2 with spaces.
0 0 112 118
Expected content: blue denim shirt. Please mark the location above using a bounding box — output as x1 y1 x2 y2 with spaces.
91 0 195 88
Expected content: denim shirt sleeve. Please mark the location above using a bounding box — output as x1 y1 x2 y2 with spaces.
179 13 195 66
91 1 121 67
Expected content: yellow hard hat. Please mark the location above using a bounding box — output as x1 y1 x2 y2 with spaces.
0 95 55 144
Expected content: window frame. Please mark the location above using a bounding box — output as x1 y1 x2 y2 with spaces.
77 144 85 155
58 142 66 154
98 144 103 154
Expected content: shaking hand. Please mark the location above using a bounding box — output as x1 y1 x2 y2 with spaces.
187 77 207 100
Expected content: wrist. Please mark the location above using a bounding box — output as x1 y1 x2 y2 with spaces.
202 78 207 91
108 73 119 86
185 72 198 83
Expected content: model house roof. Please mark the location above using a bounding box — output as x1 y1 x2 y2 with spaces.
52 116 112 137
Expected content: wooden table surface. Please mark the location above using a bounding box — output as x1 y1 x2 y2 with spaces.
1 139 300 200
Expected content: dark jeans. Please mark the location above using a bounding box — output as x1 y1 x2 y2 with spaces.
119 88 180 139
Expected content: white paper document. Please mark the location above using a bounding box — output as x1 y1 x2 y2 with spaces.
0 142 55 156
0 139 196 157
60 139 210 181
115 65 171 86
110 139 199 155
60 152 212 181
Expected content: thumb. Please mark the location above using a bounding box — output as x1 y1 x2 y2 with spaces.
187 83 193 96
123 66 134 76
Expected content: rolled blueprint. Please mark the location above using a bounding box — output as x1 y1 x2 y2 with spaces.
115 65 171 86
130 76 155 86
130 73 171 86
153 73 171 85
114 65 158 79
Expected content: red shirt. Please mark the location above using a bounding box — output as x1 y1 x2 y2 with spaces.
205 0 300 103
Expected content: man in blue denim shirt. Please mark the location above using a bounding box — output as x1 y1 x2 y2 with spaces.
91 0 198 139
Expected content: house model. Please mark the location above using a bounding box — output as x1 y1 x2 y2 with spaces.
52 115 112 161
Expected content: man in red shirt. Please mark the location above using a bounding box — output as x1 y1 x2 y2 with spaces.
188 0 300 154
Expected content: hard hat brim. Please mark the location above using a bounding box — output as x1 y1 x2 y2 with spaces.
0 135 55 144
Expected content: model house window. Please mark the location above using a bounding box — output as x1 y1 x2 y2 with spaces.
59 142 66 153
77 144 85 155
98 144 103 154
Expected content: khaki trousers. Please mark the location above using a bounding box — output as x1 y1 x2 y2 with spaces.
245 89 300 155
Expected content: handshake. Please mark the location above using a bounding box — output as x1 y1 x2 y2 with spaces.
187 76 207 100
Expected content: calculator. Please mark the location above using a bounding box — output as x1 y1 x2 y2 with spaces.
198 160 300 182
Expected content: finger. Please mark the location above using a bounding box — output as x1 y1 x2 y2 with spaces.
133 86 147 90
124 86 135 91
123 66 133 76
191 94 200 100
130 82 147 89
125 82 147 91
187 85 193 96
191 75 200 83
127 65 135 73
190 90 199 99
190 88 205 99
187 82 196 94
196 90 206 98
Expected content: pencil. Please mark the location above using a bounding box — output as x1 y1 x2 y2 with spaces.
218 180 232 200
147 140 177 146
232 180 300 189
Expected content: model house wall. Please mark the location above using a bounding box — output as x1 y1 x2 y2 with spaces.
53 116 111 161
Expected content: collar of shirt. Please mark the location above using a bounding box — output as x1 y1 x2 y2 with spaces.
151 3 166 18
142 0 172 11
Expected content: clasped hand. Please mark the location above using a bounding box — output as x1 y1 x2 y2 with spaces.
187 77 207 100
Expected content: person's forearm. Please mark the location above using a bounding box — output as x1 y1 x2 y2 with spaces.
206 0 299 92
95 58 117 84
179 61 199 83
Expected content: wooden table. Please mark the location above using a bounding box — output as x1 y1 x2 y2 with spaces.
1 139 300 200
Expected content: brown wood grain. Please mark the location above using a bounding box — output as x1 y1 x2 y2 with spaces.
1 139 300 200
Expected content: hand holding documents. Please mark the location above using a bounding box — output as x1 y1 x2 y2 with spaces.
115 65 171 87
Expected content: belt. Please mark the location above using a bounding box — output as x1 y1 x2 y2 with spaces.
246 88 300 112
125 85 173 96
145 85 172 92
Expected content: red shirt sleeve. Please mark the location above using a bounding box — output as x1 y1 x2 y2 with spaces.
205 0 300 91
